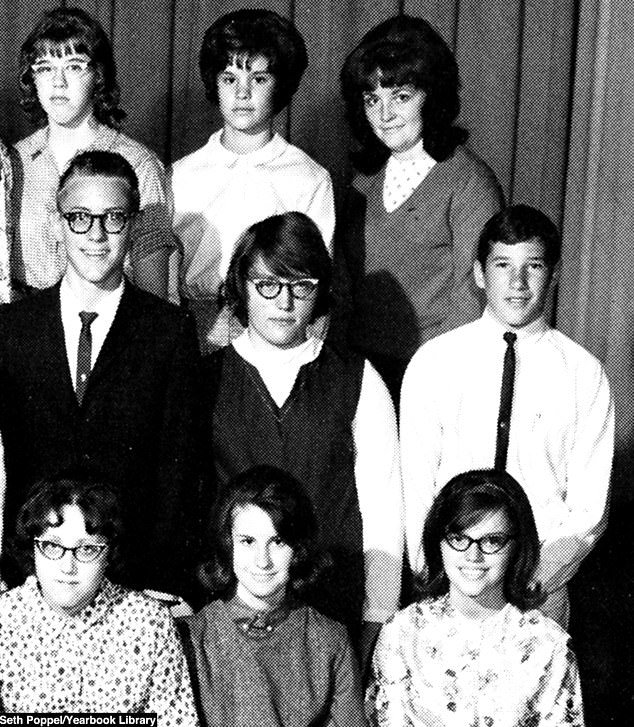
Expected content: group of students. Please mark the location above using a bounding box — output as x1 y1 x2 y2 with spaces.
0 4 615 726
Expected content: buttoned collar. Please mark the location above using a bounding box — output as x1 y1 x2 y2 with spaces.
23 575 123 639
228 594 295 639
60 275 125 321
205 129 288 169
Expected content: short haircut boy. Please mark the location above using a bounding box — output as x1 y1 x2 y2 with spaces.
477 204 562 269
199 8 308 114
19 6 125 128
223 211 332 326
57 150 141 213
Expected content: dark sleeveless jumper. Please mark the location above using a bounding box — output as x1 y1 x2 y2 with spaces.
203 343 365 633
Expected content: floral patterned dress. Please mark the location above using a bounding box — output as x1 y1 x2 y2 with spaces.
367 595 584 726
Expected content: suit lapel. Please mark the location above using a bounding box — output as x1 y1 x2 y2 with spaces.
84 283 138 394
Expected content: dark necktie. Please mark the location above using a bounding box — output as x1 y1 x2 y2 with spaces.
494 331 517 471
76 311 98 405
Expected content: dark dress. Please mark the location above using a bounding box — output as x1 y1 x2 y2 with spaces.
180 598 365 727
202 343 365 634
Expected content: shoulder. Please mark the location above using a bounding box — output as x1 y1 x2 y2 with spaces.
507 604 573 653
437 145 503 199
273 137 332 184
547 328 608 374
302 604 352 652
0 581 32 624
14 128 46 160
406 320 478 372
107 130 164 172
171 133 219 178
0 286 58 325
180 600 228 641
123 284 189 323
351 167 382 196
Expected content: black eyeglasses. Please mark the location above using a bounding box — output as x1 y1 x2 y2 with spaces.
62 210 131 235
249 278 319 300
34 539 108 563
444 531 515 555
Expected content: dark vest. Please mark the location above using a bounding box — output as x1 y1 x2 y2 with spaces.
203 344 365 632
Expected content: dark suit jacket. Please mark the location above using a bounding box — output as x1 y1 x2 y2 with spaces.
0 282 201 595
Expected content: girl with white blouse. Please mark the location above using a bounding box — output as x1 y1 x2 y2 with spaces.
367 469 584 726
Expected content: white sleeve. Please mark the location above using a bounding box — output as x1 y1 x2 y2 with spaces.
537 361 614 592
399 348 444 574
352 361 403 623
305 169 335 254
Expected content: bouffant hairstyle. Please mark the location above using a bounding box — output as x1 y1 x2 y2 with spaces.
57 150 140 214
199 9 308 114
19 6 125 128
477 204 562 270
416 469 545 611
341 14 468 173
11 470 124 579
222 211 331 327
198 465 324 598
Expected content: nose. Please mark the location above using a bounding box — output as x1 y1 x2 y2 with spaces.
52 66 68 88
380 98 395 122
59 549 78 574
510 266 528 289
465 541 485 562
236 77 251 100
255 544 273 570
88 216 107 242
275 284 294 311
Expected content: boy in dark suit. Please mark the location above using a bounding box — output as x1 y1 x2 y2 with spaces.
0 151 200 597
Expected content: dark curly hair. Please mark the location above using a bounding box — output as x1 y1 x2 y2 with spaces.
416 469 545 611
198 465 325 599
10 470 124 580
19 7 125 128
477 204 561 270
199 8 307 114
341 15 468 173
222 211 331 327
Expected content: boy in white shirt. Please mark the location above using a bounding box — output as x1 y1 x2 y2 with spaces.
171 9 335 351
400 204 614 626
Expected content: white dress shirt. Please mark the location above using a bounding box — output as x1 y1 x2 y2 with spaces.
59 278 124 389
233 332 403 623
400 309 614 594
171 131 335 301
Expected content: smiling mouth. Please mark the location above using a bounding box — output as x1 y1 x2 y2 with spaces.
459 568 489 580
81 248 109 257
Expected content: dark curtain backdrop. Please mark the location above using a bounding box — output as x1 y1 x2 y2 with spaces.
1 0 633 720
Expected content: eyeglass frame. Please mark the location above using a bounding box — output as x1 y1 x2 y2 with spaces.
61 209 133 235
248 277 319 300
34 538 109 563
443 530 515 555
31 58 93 80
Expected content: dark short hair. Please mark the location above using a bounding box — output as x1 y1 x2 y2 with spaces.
417 469 545 610
198 465 323 598
199 9 307 114
57 150 140 213
341 15 468 172
477 205 561 269
11 471 124 579
19 6 125 128
222 211 331 327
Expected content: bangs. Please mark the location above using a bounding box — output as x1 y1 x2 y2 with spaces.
32 38 92 61
225 50 271 72
357 45 421 91
447 489 507 533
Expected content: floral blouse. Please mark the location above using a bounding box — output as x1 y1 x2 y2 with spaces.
367 595 584 727
0 576 198 724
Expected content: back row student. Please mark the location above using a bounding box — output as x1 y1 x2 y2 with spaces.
171 9 335 351
12 7 173 299
400 205 614 627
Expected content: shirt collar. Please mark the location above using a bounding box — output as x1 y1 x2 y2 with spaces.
60 275 125 320
386 140 436 175
27 124 118 163
233 329 322 369
480 307 550 343
206 129 287 168
228 594 296 638
24 574 123 638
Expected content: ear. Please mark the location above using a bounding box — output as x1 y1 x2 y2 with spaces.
51 210 65 245
473 259 486 290
128 209 144 243
549 260 561 287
